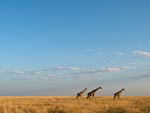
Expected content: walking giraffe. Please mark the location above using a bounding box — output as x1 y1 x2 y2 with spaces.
113 88 125 100
87 87 102 100
76 88 88 99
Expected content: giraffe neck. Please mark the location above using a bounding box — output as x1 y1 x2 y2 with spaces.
119 89 124 93
92 87 100 93
81 89 87 93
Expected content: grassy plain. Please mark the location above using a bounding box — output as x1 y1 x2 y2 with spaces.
0 96 149 113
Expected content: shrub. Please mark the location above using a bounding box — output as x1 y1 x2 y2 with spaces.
105 107 127 113
139 106 150 113
0 106 4 113
47 107 67 113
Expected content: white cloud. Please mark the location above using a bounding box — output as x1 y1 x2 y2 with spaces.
134 51 150 57
86 49 94 52
115 51 124 56
2 65 129 81
69 67 80 71
50 66 80 71
47 74 56 78
1 68 56 81
128 74 150 80
123 65 129 69
49 66 128 74
34 71 40 74
11 70 41 75
0 69 7 73
13 70 25 74
40 74 56 80
100 66 128 72
103 67 121 72
70 66 127 74
11 76 32 80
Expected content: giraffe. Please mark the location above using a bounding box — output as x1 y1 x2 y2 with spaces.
76 88 88 99
87 87 102 100
113 88 125 100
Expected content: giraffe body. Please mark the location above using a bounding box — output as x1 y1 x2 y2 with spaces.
76 88 87 99
87 87 102 100
113 88 125 100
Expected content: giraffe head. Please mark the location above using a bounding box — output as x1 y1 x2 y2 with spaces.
84 88 88 91
121 88 125 91
98 86 103 89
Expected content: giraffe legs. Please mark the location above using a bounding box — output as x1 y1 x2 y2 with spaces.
87 95 92 100
77 96 81 99
92 95 95 100
113 94 117 100
113 95 116 100
118 95 120 99
76 96 79 99
87 96 90 100
87 94 96 100
76 95 84 100
113 94 121 100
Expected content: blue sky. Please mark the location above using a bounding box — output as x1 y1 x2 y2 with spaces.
0 0 150 96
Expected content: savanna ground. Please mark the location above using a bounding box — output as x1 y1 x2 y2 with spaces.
0 96 149 113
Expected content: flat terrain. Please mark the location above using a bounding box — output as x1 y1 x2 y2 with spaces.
0 96 149 113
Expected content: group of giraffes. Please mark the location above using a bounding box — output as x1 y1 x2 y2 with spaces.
76 87 125 100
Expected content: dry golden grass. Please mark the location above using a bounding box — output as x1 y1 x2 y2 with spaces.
0 96 149 113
